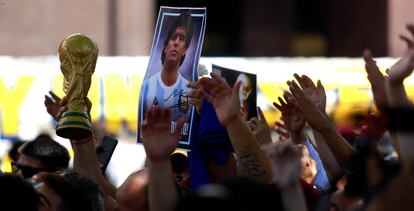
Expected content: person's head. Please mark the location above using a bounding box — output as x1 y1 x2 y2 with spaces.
296 144 317 184
236 73 252 103
14 134 70 179
161 11 193 68
0 174 41 211
170 151 189 182
59 169 104 211
116 169 149 211
35 173 92 211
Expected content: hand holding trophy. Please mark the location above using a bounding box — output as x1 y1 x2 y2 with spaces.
56 33 98 140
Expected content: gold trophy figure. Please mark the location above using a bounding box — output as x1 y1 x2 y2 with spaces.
56 33 98 140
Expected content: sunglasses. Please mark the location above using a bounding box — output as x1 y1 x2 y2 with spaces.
11 162 55 178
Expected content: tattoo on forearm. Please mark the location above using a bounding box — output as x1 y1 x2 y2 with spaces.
237 152 266 178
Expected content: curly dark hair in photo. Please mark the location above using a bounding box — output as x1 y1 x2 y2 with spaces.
161 11 193 66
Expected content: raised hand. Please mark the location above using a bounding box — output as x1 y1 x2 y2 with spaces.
363 49 388 112
45 91 92 122
274 120 290 142
141 107 185 162
246 107 272 145
288 80 332 132
262 141 301 187
199 72 242 127
186 81 203 114
44 91 62 121
388 23 414 84
273 91 305 134
293 73 326 112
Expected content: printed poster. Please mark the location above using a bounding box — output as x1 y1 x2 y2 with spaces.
138 7 207 150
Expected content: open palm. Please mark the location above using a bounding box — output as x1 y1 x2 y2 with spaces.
199 72 242 127
388 23 414 84
142 107 184 162
293 73 326 112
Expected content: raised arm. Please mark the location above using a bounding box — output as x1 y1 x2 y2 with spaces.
386 23 414 108
45 93 116 210
293 74 341 176
273 91 306 144
385 23 414 161
142 106 185 211
363 49 389 113
199 72 273 183
288 80 355 167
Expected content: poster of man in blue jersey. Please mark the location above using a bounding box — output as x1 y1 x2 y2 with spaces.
138 7 206 150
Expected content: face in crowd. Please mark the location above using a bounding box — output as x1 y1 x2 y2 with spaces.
296 144 317 183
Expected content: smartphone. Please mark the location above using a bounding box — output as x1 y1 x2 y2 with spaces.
96 135 118 175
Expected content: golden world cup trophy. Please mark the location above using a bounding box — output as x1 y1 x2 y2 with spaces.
56 33 98 140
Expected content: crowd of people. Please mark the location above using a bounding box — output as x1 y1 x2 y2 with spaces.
2 21 414 211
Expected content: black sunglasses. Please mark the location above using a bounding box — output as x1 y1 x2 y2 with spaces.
11 162 55 178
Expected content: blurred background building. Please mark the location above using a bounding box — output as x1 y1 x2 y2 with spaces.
0 0 413 57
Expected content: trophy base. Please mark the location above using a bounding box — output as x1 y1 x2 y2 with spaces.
56 111 92 140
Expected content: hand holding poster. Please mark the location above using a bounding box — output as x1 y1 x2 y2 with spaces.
138 7 207 150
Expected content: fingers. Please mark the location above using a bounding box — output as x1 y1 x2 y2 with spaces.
257 106 266 122
186 81 203 99
288 80 303 99
246 120 254 131
198 77 217 91
275 127 289 138
273 101 283 111
363 49 374 63
162 107 171 123
288 80 307 111
278 96 287 107
301 74 316 89
152 106 162 123
406 23 414 39
186 81 203 89
200 89 215 104
293 73 307 89
49 91 61 102
60 96 68 107
174 117 186 137
282 91 292 103
247 117 259 132
275 120 287 129
274 121 289 137
210 72 228 87
56 106 68 120
44 95 53 106
316 80 325 92
147 106 161 123
399 35 414 49
294 73 315 89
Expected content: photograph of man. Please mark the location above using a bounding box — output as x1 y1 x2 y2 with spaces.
141 11 193 120
236 73 254 120
138 7 206 149
212 65 257 121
